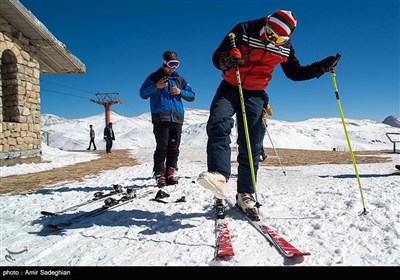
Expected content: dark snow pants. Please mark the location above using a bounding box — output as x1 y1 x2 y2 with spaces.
153 122 182 174
206 80 265 194
88 137 96 150
105 138 113 152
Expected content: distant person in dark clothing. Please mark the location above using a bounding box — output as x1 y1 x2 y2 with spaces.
104 122 115 153
140 50 195 187
87 124 97 150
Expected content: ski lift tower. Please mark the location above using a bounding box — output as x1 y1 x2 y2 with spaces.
90 92 122 126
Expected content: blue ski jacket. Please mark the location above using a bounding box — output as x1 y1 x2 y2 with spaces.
140 68 195 124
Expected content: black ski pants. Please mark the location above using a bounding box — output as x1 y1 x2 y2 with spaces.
153 122 182 174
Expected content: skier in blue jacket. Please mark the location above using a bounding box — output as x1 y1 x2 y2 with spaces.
140 51 195 186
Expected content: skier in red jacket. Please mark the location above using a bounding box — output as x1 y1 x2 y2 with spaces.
198 10 338 219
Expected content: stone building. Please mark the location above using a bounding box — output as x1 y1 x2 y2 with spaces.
0 0 85 166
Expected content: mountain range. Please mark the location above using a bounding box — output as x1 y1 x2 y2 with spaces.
40 108 400 152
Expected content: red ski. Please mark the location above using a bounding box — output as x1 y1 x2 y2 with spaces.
215 220 234 258
214 199 234 258
257 223 310 257
230 200 310 258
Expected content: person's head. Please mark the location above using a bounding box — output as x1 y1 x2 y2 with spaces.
108 122 112 126
162 51 179 75
89 124 93 128
260 10 297 46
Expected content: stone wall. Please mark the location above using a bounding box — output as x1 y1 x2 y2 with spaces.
0 14 42 166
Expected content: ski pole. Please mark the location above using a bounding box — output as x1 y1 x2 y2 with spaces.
329 53 367 215
263 122 286 176
228 33 259 207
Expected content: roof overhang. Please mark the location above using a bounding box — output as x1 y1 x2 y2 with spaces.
0 0 86 74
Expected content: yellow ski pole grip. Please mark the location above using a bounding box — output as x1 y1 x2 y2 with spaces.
228 32 236 48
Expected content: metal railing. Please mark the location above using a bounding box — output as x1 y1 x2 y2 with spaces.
385 132 400 153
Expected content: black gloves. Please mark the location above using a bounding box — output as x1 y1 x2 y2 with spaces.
222 55 244 69
318 54 340 73
219 48 244 70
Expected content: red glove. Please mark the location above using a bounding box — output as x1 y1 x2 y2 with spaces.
229 48 242 59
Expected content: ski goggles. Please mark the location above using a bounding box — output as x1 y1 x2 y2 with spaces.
264 25 288 45
163 60 180 69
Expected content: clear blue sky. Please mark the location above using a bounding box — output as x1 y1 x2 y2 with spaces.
18 0 399 122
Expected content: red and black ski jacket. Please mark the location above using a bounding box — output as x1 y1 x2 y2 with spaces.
212 18 326 91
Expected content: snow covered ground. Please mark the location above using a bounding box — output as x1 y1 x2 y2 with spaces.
1 112 399 269
1 146 399 267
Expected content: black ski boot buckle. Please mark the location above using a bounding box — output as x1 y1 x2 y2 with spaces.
155 190 170 200
126 187 137 198
104 197 118 208
175 196 186 203
215 199 226 219
113 184 123 193
94 191 104 198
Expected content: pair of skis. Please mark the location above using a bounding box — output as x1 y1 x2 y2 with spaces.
40 184 124 216
214 199 310 259
42 188 156 232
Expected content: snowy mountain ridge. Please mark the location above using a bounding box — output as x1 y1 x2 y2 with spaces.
40 108 400 151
